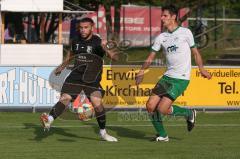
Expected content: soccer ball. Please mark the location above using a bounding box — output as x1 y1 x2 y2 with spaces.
71 92 95 121
76 102 95 121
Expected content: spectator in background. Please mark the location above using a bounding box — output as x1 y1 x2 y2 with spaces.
70 16 78 41
4 23 15 43
15 23 27 43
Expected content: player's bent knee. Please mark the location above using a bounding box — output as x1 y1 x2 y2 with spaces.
146 102 156 113
60 93 72 104
91 97 102 107
94 105 104 113
158 107 168 115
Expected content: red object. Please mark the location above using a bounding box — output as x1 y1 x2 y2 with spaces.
72 94 91 109
62 5 188 46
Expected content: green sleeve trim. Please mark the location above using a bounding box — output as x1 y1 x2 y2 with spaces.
190 44 196 48
151 48 158 53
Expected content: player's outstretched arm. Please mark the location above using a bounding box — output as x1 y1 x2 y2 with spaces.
105 48 119 61
191 48 212 79
101 40 119 61
55 51 74 75
136 52 156 85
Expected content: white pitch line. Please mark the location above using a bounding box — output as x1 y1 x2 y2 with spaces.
1 124 240 129
55 124 240 127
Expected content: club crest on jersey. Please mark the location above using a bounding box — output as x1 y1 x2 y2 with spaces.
167 44 178 53
87 46 93 54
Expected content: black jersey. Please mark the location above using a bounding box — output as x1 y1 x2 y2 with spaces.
71 34 105 58
68 34 105 83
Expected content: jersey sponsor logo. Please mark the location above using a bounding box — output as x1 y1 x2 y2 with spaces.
77 55 87 59
75 44 79 51
87 46 93 54
174 37 179 41
167 44 178 53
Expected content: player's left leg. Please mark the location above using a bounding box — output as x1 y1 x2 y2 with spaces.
170 104 196 132
90 90 118 142
155 96 194 141
159 76 196 132
158 96 196 132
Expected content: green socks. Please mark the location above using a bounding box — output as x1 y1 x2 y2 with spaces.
149 105 192 137
150 111 167 137
171 105 192 117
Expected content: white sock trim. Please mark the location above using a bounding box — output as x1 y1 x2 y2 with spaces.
48 115 54 123
100 129 106 135
168 106 173 115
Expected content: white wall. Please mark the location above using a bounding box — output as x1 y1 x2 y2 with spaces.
1 0 63 12
0 13 2 43
0 44 63 66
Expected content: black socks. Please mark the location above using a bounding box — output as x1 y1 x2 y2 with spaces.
49 102 66 119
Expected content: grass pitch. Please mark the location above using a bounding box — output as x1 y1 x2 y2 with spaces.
0 111 240 159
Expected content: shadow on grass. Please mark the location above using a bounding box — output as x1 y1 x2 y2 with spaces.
82 121 182 141
82 122 152 141
23 123 100 142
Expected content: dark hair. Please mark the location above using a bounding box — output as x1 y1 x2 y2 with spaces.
79 17 94 25
162 5 178 19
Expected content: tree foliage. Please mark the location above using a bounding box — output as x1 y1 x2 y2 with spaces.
6 0 240 43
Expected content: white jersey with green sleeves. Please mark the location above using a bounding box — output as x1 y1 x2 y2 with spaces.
151 26 196 80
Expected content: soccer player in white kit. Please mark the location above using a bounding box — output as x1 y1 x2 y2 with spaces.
136 5 212 142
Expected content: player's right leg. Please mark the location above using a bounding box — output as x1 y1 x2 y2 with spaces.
90 90 118 142
146 95 168 142
40 93 72 131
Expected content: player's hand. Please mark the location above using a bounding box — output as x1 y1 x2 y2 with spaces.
135 70 144 85
55 66 63 76
101 39 108 49
200 69 212 79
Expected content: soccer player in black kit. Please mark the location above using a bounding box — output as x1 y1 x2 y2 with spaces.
40 17 118 142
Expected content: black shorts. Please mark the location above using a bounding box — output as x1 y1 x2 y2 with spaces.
61 72 105 101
